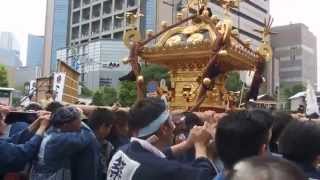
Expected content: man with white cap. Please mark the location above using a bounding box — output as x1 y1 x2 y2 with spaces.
107 97 216 180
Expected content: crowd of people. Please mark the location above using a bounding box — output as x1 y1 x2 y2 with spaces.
0 97 319 180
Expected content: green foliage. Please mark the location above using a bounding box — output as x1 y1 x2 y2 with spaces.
281 83 306 99
280 83 306 110
225 71 242 92
81 85 93 97
0 65 8 87
92 86 117 106
118 81 137 107
142 64 169 83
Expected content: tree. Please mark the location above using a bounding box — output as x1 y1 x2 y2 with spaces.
282 83 306 99
81 85 93 97
118 81 137 107
142 64 169 83
116 64 170 107
225 71 242 92
280 83 306 110
92 86 117 106
0 65 8 87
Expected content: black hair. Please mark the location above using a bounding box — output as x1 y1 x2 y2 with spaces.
226 156 307 180
182 112 203 131
113 110 130 127
215 110 270 169
129 97 166 131
109 110 130 138
279 120 320 165
249 109 274 130
88 108 114 131
270 111 295 153
51 107 80 127
45 101 64 114
25 102 43 111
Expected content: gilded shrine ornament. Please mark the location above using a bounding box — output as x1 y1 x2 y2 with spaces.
120 0 273 111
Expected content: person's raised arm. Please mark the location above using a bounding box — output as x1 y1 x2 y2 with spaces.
0 114 51 173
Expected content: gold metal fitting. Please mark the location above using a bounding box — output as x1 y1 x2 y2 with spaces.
203 78 211 86
161 21 168 30
137 75 144 83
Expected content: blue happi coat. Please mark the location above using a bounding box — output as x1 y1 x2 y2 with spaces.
30 126 93 180
70 124 101 180
107 138 216 180
0 128 42 175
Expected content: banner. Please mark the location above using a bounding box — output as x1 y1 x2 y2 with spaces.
53 72 66 101
239 71 255 87
29 80 36 95
305 81 319 117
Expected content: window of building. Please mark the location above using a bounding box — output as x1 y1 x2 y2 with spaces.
91 20 101 35
290 47 297 61
113 32 124 40
71 27 80 40
83 0 90 6
81 23 90 38
82 8 90 21
72 11 80 24
102 17 112 32
92 4 101 19
127 0 137 8
115 0 124 11
73 0 81 9
103 0 112 15
100 78 112 87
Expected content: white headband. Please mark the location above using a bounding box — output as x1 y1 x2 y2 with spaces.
137 110 170 138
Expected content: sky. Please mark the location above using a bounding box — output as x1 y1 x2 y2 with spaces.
0 0 46 65
0 0 319 84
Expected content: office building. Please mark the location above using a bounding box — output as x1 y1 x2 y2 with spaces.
26 34 44 67
0 32 20 51
271 23 318 89
69 0 142 45
207 0 270 48
66 0 154 89
42 0 70 76
57 40 129 90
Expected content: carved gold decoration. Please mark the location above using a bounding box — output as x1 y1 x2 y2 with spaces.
176 12 184 22
216 19 232 42
254 16 276 61
244 39 251 48
165 35 183 47
211 15 219 25
187 33 204 44
231 29 239 37
182 25 200 35
123 29 141 48
126 11 144 28
218 50 228 56
185 0 209 13
217 0 240 17
121 0 272 111
257 43 273 61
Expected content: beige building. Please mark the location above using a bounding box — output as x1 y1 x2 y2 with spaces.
42 0 70 76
